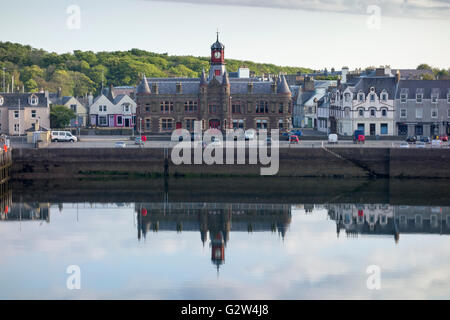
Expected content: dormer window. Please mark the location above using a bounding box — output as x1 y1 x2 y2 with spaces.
344 93 351 102
416 94 423 103
370 94 375 102
381 93 387 101
29 95 38 106
400 94 407 103
358 93 364 102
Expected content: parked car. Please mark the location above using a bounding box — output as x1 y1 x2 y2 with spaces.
432 139 442 147
416 141 426 148
406 136 417 144
439 135 449 142
353 130 365 144
328 134 338 144
291 130 303 137
115 141 126 148
420 136 431 143
289 135 299 144
51 131 78 143
399 142 410 148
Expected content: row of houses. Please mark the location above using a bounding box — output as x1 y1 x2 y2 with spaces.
0 83 138 135
293 67 450 137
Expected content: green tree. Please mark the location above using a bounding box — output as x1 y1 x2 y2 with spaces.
50 105 76 128
24 79 38 92
417 64 432 70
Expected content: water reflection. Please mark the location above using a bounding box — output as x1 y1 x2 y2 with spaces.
327 204 450 241
2 178 450 299
136 202 291 271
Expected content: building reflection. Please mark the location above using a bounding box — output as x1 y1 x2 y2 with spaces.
136 202 292 270
327 204 450 242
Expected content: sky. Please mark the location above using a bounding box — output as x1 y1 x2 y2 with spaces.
0 0 449 70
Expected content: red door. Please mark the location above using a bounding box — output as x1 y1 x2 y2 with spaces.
176 122 182 129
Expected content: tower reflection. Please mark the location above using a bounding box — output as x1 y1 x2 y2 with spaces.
136 202 292 270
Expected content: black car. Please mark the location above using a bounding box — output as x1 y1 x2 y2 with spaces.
420 136 431 143
406 136 417 143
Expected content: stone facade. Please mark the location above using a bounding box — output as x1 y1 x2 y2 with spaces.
135 37 292 133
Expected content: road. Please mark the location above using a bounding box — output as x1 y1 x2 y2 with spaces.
35 135 450 149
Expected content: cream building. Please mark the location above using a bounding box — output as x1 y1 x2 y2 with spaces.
0 92 50 135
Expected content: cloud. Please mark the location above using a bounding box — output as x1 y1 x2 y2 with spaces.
144 0 450 19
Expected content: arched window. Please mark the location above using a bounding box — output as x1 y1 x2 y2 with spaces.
29 94 38 106
358 108 364 117
370 108 376 117
381 108 387 117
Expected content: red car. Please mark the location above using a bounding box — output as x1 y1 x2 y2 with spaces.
289 135 299 144
439 135 448 142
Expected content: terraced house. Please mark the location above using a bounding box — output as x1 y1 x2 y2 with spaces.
89 84 137 128
135 36 292 133
395 80 450 137
330 69 397 136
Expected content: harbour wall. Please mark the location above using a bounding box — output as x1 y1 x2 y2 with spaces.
10 147 450 179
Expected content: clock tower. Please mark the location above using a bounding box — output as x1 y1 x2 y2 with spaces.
209 31 226 80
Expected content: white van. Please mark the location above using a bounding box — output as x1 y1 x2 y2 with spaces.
328 134 338 144
51 131 78 143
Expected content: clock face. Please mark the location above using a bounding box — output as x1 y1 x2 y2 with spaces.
214 51 221 59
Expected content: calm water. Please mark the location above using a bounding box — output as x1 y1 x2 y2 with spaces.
1 178 450 299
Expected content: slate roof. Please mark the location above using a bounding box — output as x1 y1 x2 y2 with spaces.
136 75 151 94
0 92 49 109
391 69 434 80
141 77 284 95
352 76 397 98
49 95 74 105
395 80 450 99
278 75 291 94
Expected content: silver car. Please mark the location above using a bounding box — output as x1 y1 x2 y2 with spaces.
115 141 126 148
416 141 426 148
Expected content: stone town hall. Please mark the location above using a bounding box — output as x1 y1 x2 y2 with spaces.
135 35 292 133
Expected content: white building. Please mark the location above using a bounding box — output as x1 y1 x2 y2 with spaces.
331 75 397 136
89 85 137 128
